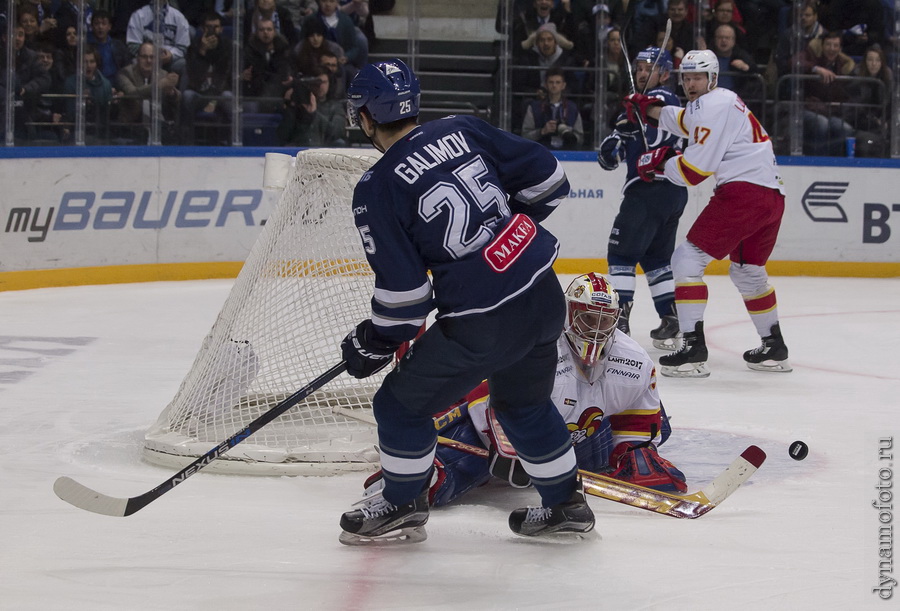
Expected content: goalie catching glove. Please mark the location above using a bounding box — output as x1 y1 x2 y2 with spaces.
341 319 399 379
607 441 687 493
623 93 664 128
637 146 679 182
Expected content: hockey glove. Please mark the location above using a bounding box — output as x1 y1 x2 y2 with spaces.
608 441 687 493
637 146 678 182
597 132 625 171
623 93 663 128
489 448 532 488
341 319 398 379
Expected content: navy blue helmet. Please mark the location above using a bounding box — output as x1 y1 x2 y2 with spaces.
347 59 421 126
636 47 674 74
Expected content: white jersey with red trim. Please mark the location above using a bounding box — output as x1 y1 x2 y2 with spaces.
468 331 662 448
657 87 786 194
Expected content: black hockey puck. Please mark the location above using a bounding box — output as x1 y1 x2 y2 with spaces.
789 441 809 461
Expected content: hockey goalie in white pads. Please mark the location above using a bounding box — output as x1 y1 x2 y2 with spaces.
363 274 686 510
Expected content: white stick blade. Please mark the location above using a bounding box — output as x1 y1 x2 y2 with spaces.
702 446 766 507
53 476 129 517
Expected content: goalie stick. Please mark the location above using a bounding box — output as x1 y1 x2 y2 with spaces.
54 362 348 517
332 406 767 519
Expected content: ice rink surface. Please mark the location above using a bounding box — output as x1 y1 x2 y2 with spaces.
2 274 898 610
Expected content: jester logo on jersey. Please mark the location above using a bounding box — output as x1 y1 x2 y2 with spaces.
567 406 604 445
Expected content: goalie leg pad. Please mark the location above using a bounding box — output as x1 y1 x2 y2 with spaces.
430 415 491 506
608 442 687 493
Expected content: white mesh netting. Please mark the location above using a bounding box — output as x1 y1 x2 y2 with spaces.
143 150 385 474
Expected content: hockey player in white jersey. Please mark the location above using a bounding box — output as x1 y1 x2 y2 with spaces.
362 274 686 507
624 49 791 378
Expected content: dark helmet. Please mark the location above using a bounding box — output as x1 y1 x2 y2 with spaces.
347 59 421 126
636 47 674 74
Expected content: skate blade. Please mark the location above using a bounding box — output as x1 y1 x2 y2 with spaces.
339 525 428 546
746 359 792 373
512 523 599 543
660 362 710 378
652 336 681 351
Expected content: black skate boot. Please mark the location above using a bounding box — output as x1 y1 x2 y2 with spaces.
617 301 632 336
658 321 710 378
339 489 429 546
508 490 595 538
650 314 680 351
743 323 792 372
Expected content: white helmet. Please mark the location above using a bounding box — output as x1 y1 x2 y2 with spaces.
563 273 620 384
679 49 719 92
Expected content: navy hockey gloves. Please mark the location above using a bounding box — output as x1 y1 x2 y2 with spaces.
597 132 625 171
341 319 398 379
608 441 687 493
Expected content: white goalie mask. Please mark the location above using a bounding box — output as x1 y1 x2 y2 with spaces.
563 273 620 384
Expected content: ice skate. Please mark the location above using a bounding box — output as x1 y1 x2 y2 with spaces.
617 301 632 336
509 490 595 538
659 321 709 378
743 323 792 373
650 314 681 350
339 489 429 546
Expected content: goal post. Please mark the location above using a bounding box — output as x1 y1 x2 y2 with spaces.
143 150 384 475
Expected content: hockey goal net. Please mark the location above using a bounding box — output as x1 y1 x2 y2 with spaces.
143 150 384 474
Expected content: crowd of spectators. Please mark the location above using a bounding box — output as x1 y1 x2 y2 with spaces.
506 0 896 156
0 0 389 145
0 0 896 156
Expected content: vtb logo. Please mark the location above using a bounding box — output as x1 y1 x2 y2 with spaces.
802 181 848 222
567 407 604 445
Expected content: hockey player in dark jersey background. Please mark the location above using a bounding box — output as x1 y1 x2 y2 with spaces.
338 59 594 545
597 47 687 350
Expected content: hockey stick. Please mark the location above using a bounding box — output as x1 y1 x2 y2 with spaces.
333 406 767 519
619 33 650 151
641 18 672 95
54 362 348 517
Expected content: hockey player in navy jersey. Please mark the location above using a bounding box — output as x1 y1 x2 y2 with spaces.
360 273 686 508
597 48 687 349
338 59 594 545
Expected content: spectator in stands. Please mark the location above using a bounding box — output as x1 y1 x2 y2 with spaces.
305 66 347 144
517 23 577 92
63 45 113 138
795 29 856 155
276 71 346 146
19 0 58 42
281 0 318 25
56 25 79 78
616 0 667 52
52 0 92 49
183 11 234 131
302 0 367 70
292 16 347 77
735 0 790 63
5 24 49 138
126 0 191 78
340 0 374 46
17 6 42 48
820 0 885 57
243 18 293 112
511 0 576 60
319 50 347 101
711 23 763 109
521 67 583 150
847 43 892 157
116 41 180 128
31 41 66 141
705 0 747 50
246 0 299 47
653 0 693 62
655 26 681 69
775 0 824 77
89 10 131 81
